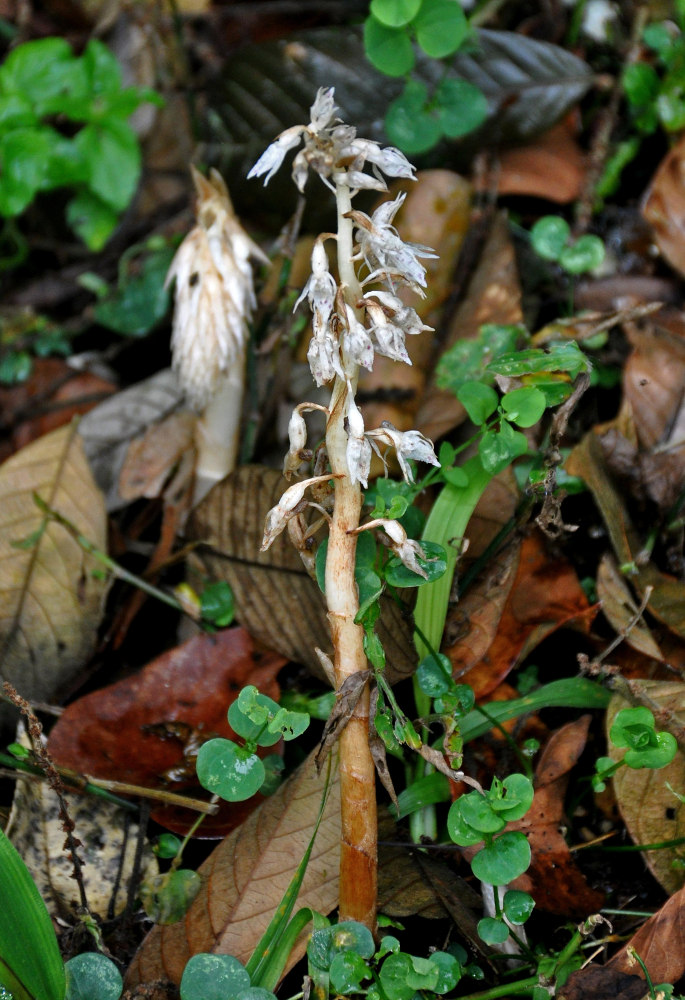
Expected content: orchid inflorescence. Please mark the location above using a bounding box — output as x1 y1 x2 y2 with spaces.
250 87 440 559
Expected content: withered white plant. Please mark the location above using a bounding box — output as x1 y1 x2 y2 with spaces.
167 165 268 503
250 88 440 931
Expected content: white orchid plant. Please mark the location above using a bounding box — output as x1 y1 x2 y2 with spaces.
249 88 441 931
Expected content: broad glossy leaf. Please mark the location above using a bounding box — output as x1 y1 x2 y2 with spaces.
64 954 122 1000
471 831 531 885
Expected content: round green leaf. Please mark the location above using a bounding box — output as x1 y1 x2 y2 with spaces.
379 953 415 1000
237 990 277 1000
330 951 371 994
140 869 202 925
435 78 489 138
416 653 452 697
429 951 462 993
447 799 485 847
75 118 140 212
228 691 281 746
442 465 470 487
471 831 531 885
622 62 660 107
364 15 415 76
0 350 32 385
414 0 468 57
478 917 509 944
503 889 535 925
500 387 547 428
385 81 442 154
559 234 605 275
370 0 421 27
65 953 123 1000
530 215 570 262
610 706 655 747
459 792 506 835
200 581 235 627
196 738 265 801
180 954 250 1000
66 190 118 251
625 731 678 769
268 706 310 741
490 773 534 822
479 421 528 475
457 381 499 425
153 833 182 859
384 540 447 587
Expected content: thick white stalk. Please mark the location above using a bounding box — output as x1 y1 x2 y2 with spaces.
324 180 377 929
193 351 245 505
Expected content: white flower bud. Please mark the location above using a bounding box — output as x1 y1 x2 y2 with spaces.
248 125 306 186
261 474 334 550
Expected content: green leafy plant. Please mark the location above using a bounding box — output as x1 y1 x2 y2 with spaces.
363 0 488 153
593 706 678 791
530 216 606 276
196 685 310 802
599 7 685 200
0 37 162 252
0 311 71 385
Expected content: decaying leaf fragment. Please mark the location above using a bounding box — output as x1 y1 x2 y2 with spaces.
0 425 109 729
126 750 341 988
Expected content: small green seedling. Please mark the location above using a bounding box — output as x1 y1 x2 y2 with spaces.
530 216 605 276
448 775 535 943
196 686 309 802
593 706 678 791
363 0 488 153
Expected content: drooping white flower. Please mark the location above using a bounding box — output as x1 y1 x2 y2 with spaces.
294 238 337 338
350 195 437 289
342 304 374 372
358 517 429 579
283 408 308 479
367 422 440 484
345 388 372 488
364 300 411 365
247 125 306 187
307 329 342 386
261 473 335 550
363 290 431 338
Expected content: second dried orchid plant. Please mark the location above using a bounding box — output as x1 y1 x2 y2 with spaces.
250 88 440 931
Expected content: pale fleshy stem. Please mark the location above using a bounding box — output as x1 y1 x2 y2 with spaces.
193 350 246 505
324 179 377 930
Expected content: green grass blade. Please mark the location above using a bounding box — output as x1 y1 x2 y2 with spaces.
245 763 332 989
0 829 66 1000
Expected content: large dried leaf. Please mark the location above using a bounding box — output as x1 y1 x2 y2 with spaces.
509 716 604 916
187 466 416 684
416 213 522 442
126 750 341 989
48 628 285 836
78 369 186 511
446 532 594 698
209 28 592 208
605 882 685 987
607 681 685 896
0 425 108 729
642 133 685 279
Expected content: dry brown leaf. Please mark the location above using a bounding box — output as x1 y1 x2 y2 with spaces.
566 431 685 639
416 212 523 442
482 117 586 203
0 425 109 728
126 750 341 989
597 554 663 661
642 132 685 279
607 681 685 896
606 881 685 987
79 370 186 512
447 532 593 699
359 170 472 435
187 465 416 684
118 411 196 501
509 715 605 917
